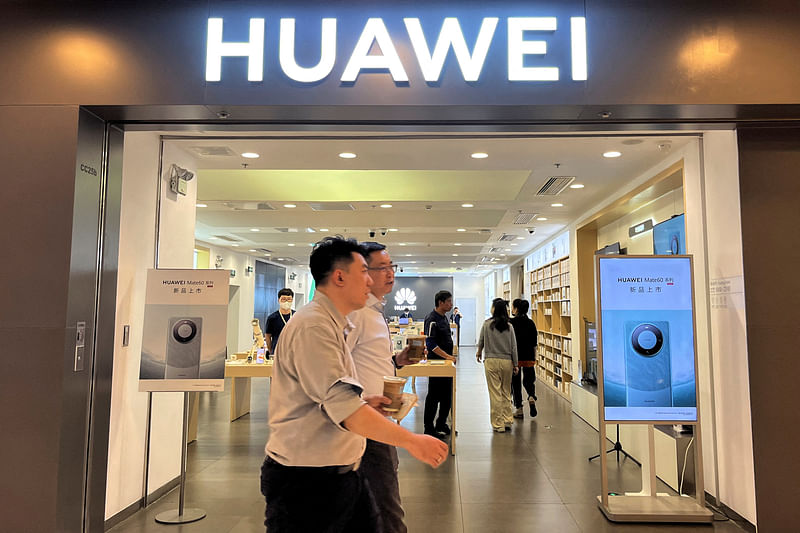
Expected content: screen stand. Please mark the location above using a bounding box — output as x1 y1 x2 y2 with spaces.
155 392 206 525
588 424 639 465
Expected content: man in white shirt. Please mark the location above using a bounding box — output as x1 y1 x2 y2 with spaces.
262 237 448 533
346 241 412 533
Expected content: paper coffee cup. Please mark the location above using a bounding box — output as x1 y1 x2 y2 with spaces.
382 376 407 411
406 335 426 362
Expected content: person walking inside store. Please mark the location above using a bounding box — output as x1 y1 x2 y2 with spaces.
346 241 415 533
476 298 519 432
450 306 463 346
423 290 457 439
264 288 295 356
510 298 538 418
261 237 448 533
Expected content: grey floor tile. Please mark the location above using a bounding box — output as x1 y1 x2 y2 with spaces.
461 503 581 533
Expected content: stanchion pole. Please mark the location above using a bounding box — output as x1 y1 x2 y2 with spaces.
155 392 206 524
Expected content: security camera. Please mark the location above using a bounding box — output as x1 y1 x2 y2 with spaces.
369 230 376 238
380 229 387 236
527 227 536 234
399 266 404 273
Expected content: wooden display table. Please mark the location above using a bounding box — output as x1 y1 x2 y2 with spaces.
397 360 457 455
224 360 273 421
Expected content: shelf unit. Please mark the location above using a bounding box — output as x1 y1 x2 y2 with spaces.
530 256 572 401
502 280 511 301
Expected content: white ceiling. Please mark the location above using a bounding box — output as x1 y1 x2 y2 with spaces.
168 133 694 274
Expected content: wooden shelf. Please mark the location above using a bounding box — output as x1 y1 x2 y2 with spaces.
528 255 572 403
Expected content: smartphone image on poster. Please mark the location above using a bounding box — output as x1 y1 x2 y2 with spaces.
166 317 203 379
624 321 671 407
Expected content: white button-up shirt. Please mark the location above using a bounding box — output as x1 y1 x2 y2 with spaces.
346 293 395 397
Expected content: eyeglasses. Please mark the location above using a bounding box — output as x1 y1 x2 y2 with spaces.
367 264 398 273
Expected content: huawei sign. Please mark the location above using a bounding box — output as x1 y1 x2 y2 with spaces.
395 288 417 306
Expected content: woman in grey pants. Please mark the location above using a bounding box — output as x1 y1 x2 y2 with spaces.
476 298 519 432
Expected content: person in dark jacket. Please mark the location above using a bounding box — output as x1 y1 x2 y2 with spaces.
510 298 538 418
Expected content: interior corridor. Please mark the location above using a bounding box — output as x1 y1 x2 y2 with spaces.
110 346 746 533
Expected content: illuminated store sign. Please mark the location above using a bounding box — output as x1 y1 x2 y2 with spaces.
206 16 587 84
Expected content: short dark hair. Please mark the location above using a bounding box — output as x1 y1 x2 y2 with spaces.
277 288 294 299
512 298 529 315
435 290 452 307
310 236 364 286
360 241 387 264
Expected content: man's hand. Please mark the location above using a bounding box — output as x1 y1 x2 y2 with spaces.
394 345 412 367
406 433 449 468
363 395 391 416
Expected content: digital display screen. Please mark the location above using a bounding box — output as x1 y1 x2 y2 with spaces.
653 214 686 255
598 256 697 422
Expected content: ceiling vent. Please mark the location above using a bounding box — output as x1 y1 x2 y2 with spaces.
480 256 492 263
274 228 300 233
190 146 237 157
498 233 517 242
212 235 241 242
257 248 273 254
278 257 298 264
223 201 275 211
489 247 503 253
479 228 492 234
512 213 539 225
536 176 575 196
309 202 355 211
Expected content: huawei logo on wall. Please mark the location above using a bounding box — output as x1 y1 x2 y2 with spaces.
395 288 417 306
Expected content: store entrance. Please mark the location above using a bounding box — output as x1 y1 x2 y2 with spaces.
104 128 751 532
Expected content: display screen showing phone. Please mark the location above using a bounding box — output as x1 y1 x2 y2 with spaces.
598 256 697 422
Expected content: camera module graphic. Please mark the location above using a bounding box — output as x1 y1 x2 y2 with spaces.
165 317 203 379
624 321 671 407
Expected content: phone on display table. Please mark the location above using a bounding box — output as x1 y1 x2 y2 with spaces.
165 317 202 379
624 321 671 407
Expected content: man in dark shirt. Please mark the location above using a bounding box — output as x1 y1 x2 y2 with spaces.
510 298 538 418
423 290 457 439
265 288 295 356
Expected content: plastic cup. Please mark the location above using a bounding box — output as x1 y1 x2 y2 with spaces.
382 376 407 411
406 335 427 362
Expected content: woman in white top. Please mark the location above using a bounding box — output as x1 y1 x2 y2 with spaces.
476 298 519 432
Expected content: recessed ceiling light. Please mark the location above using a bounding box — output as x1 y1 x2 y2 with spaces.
451 261 457 264
399 243 406 246
406 254 412 257
471 152 489 159
516 237 524 240
209 236 218 240
320 228 329 232
501 253 507 257
288 243 295 247
388 228 398 232
570 183 585 189
284 204 297 208
196 203 208 208
603 151 622 158
249 249 256 252
454 243 461 246
537 217 548 221
511 243 518 246
339 152 357 159
241 152 260 159
410 261 417 264
452 254 458 257
461 203 474 208
551 203 564 207
380 204 392 209
457 228 466 232
277 258 284 261
231 244 239 247
250 228 260 232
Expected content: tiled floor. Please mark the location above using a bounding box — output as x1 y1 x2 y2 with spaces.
110 347 746 533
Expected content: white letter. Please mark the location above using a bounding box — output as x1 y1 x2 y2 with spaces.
507 17 558 81
404 17 498 82
341 18 408 82
206 18 265 82
571 17 588 81
279 18 337 83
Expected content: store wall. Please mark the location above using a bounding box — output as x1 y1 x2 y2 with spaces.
737 126 800 531
570 135 755 524
453 275 486 346
105 134 198 519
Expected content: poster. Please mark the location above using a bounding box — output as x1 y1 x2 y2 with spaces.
597 256 697 422
139 269 229 392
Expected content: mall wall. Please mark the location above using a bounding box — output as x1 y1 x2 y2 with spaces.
106 134 198 519
453 275 485 346
569 134 755 524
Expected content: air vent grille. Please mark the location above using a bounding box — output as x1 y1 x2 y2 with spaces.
258 248 273 254
512 213 538 225
536 176 575 196
489 247 503 253
498 233 517 242
309 202 355 211
190 146 236 157
223 201 275 211
212 235 241 242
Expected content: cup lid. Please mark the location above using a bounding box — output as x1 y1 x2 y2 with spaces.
383 376 407 383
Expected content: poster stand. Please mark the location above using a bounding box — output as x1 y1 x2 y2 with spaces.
154 392 206 525
595 256 712 523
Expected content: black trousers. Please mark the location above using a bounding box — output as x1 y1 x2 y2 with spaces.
511 366 537 408
360 440 406 533
260 457 382 533
424 376 452 430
